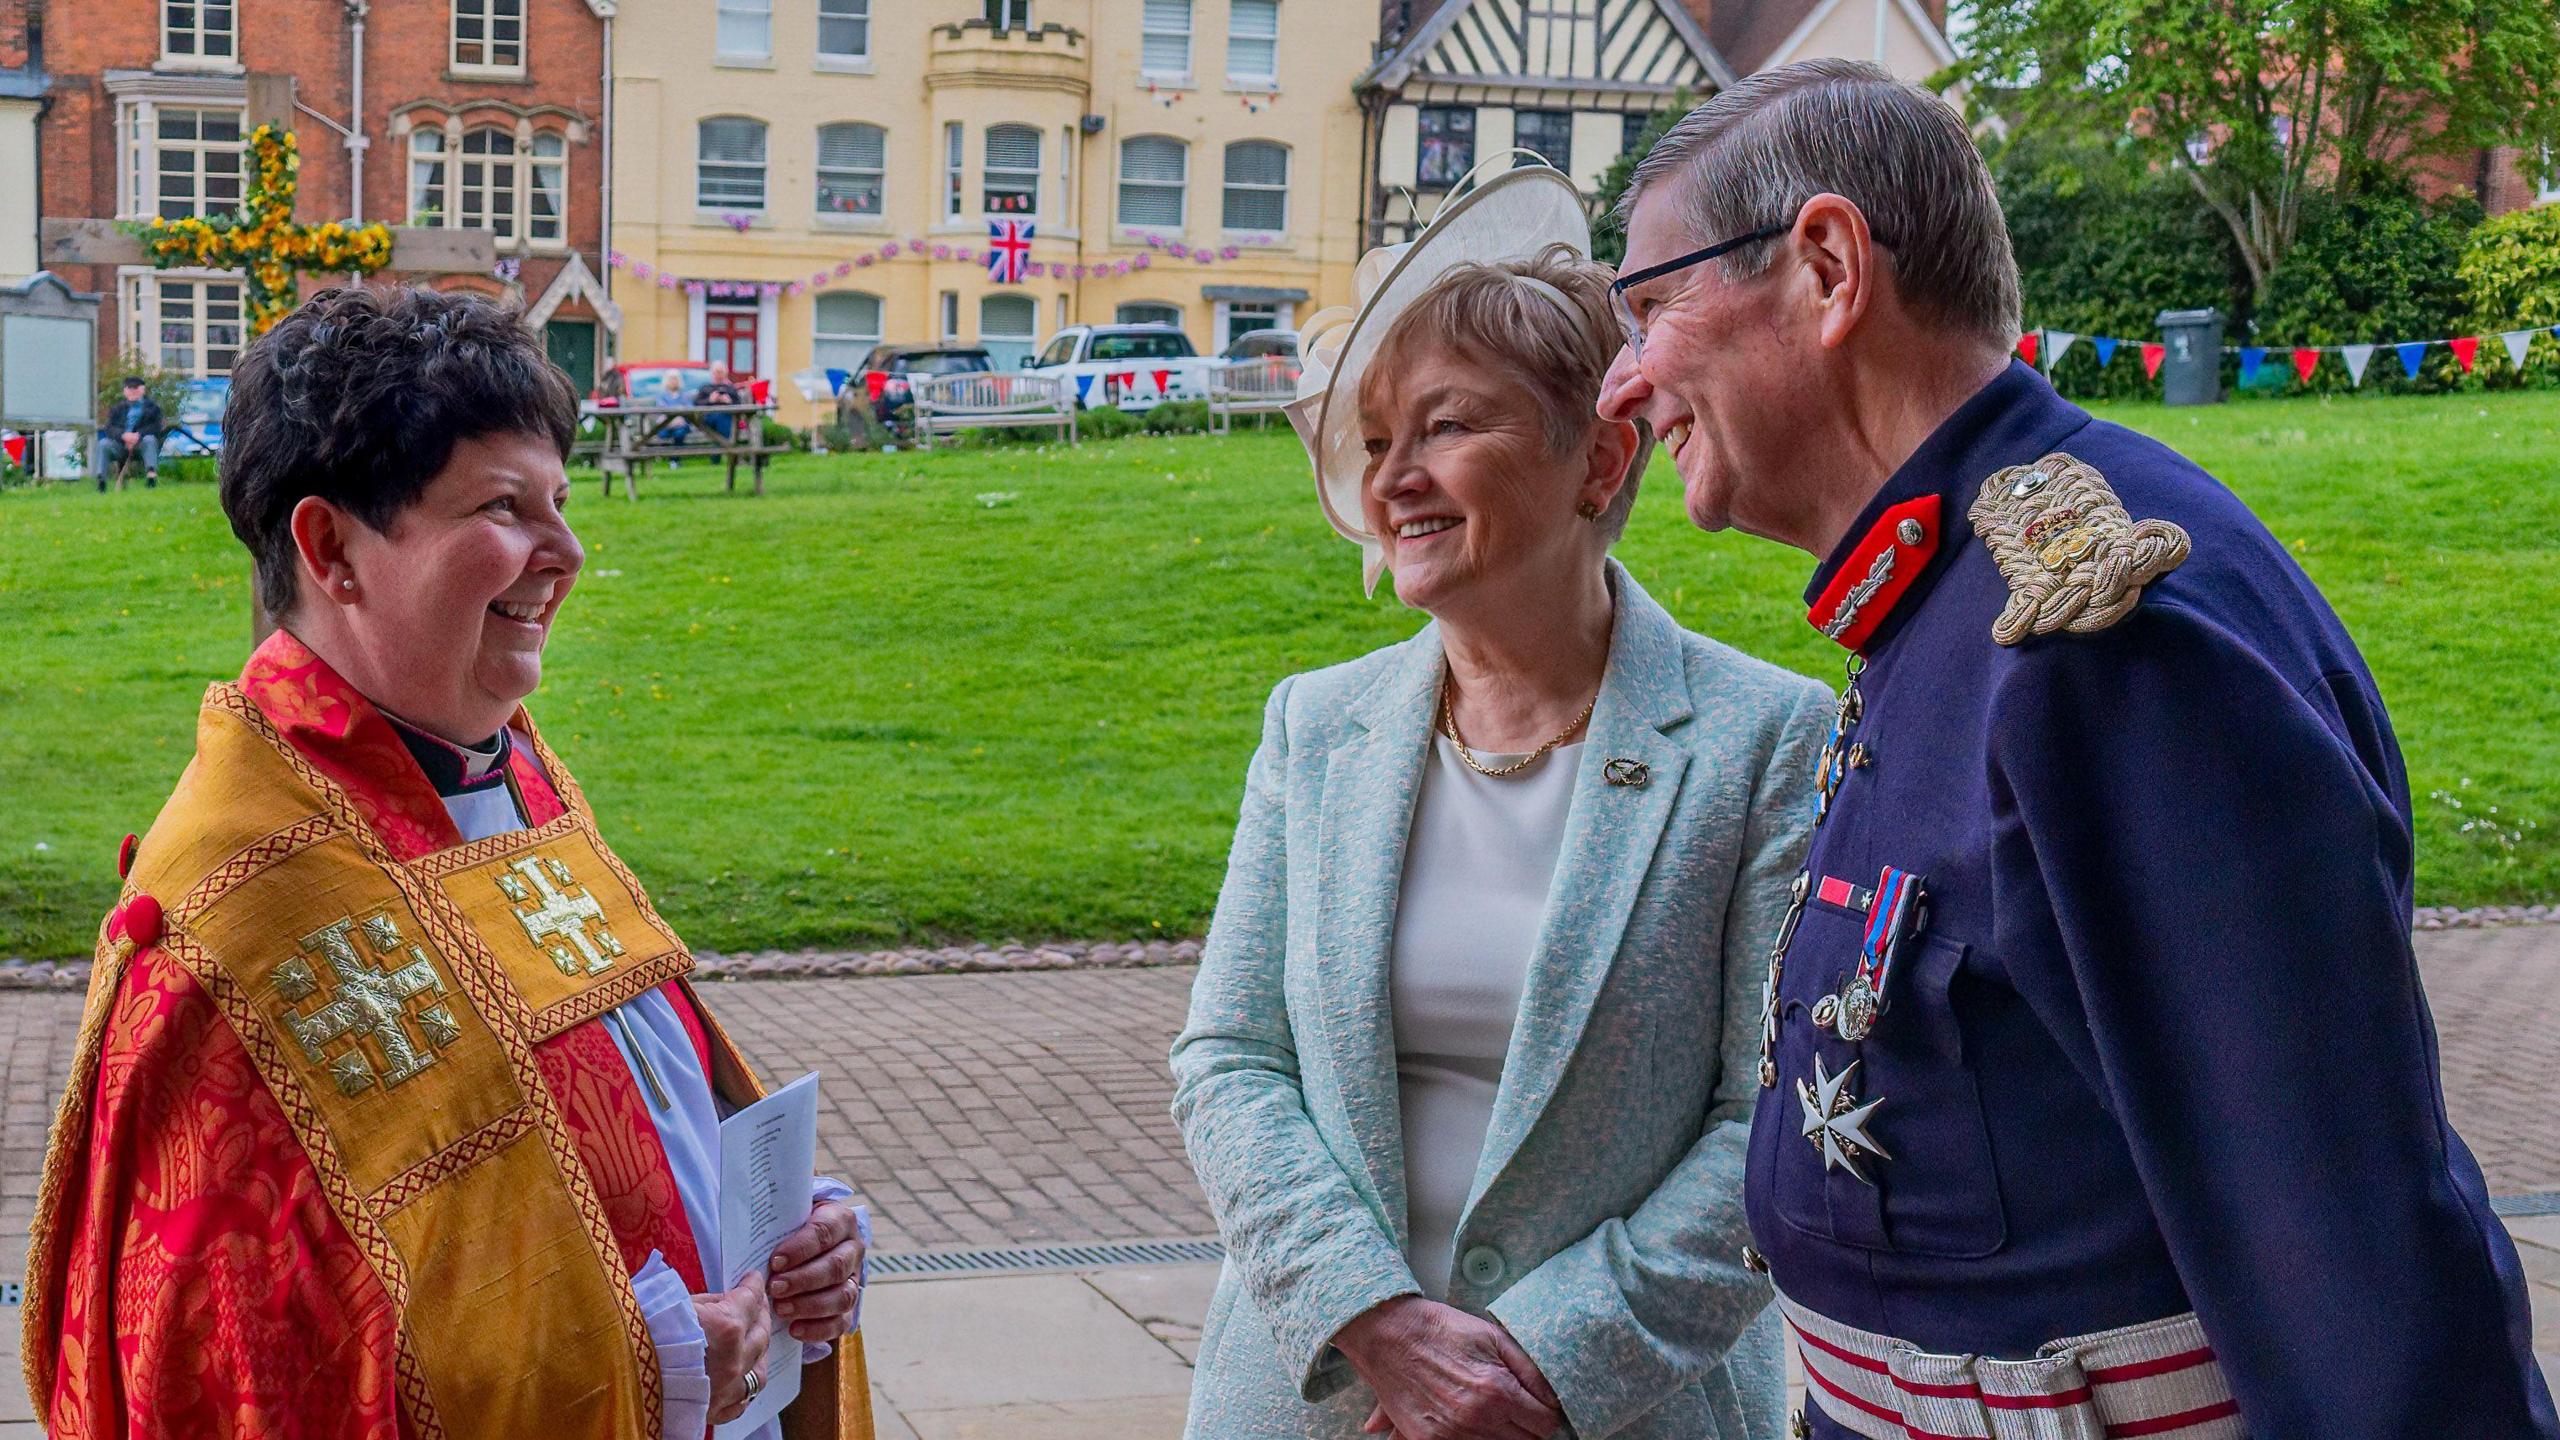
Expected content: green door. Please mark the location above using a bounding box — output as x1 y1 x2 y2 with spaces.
544 319 598 396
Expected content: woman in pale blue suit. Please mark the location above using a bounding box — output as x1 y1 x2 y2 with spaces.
1172 167 1831 1440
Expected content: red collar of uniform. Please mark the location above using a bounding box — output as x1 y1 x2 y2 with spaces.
1803 494 1943 655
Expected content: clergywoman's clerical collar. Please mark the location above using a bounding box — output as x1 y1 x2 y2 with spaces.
379 712 531 842
381 712 510 796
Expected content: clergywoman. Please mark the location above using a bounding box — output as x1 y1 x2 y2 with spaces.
26 286 872 1440
1171 166 1832 1440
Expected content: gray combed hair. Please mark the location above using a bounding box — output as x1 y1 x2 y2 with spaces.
1616 58 2020 344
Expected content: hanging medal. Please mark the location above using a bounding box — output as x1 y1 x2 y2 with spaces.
1811 661 1863 827
1816 865 1925 1042
1760 657 1865 1088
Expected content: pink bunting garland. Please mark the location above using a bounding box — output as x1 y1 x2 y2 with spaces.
605 231 1278 298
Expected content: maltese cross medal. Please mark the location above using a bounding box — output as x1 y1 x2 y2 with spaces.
1798 1055 1890 1185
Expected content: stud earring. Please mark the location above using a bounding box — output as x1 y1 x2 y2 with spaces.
1576 500 1602 521
340 578 356 591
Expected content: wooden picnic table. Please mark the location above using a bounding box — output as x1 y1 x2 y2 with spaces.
576 400 787 498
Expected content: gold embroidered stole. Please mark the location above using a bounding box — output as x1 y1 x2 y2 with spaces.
33 685 701 1439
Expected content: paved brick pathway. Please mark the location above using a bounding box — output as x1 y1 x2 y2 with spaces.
1 926 2552 1271
2400 922 2560 1194
2 929 2554 1438
694 966 1211 1253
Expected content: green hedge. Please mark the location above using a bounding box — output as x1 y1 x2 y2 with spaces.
1994 132 2245 401
1076 405 1143 440
1143 399 1211 434
2459 205 2560 389
2250 180 2478 395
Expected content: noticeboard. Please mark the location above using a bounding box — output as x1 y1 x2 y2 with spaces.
1 312 99 426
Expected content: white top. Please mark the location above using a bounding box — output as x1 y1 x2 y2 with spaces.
1389 734 1580 1299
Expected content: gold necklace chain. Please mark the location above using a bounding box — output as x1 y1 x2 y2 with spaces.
1439 681 1598 779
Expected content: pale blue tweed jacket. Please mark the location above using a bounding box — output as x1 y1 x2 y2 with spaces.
1171 562 1832 1440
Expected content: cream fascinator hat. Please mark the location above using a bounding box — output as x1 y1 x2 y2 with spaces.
1284 161 1594 595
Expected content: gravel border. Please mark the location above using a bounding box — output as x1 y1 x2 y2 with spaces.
1 911 2549 993
2414 904 2557 930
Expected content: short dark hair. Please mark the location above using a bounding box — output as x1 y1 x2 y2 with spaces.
221 285 577 617
120 376 144 388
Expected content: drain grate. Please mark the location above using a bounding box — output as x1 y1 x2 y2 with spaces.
2492 1191 2560 1218
870 1238 1225 1278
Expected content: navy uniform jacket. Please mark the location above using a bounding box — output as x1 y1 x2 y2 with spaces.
1745 362 2556 1439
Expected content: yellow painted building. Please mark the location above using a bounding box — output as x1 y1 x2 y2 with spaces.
609 0 1373 425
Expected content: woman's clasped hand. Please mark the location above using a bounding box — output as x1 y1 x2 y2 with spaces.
1335 1296 1564 1440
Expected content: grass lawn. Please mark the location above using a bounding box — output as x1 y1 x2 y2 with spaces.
3 389 2552 958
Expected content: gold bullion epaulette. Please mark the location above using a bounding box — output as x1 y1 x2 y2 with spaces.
1968 452 2191 646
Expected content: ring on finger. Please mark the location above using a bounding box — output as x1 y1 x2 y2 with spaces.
741 1368 765 1401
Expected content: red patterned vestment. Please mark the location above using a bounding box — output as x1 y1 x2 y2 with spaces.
35 633 717 1438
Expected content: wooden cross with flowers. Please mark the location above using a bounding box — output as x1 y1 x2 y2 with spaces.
41 124 495 335
126 125 392 334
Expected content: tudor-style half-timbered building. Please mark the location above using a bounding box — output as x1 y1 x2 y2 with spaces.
1357 0 1734 246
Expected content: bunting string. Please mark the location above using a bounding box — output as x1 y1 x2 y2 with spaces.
605 227 1289 299
2018 321 2558 387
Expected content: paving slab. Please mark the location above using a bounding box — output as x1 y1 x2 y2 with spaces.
891 1394 1190 1439
691 966 1211 1254
1084 1263 1221 1365
861 1272 1196 1413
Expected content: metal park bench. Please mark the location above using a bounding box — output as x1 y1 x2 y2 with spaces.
1208 356 1300 434
911 372 1077 449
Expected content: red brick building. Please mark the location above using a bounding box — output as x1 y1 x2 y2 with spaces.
2415 145 2555 216
35 0 617 389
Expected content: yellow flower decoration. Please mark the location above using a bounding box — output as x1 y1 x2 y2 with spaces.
129 124 396 335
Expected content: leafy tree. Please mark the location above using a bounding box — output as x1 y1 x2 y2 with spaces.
1590 96 1697 266
1957 0 2560 302
2460 202 2560 327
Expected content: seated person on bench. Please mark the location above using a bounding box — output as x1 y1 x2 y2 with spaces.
693 362 745 441
651 372 695 445
96 376 164 489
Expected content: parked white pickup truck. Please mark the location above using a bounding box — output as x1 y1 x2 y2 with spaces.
1026 324 1221 412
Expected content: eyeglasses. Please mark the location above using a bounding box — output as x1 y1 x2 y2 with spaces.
1608 223 1788 359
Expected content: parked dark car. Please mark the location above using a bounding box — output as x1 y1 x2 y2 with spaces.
836 344 995 433
1221 329 1299 363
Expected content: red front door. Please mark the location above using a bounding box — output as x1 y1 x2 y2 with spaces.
705 305 759 376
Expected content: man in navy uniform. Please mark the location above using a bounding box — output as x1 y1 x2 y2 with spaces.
1599 58 2556 1440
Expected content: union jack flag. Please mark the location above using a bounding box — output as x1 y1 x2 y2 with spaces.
986 219 1036 284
